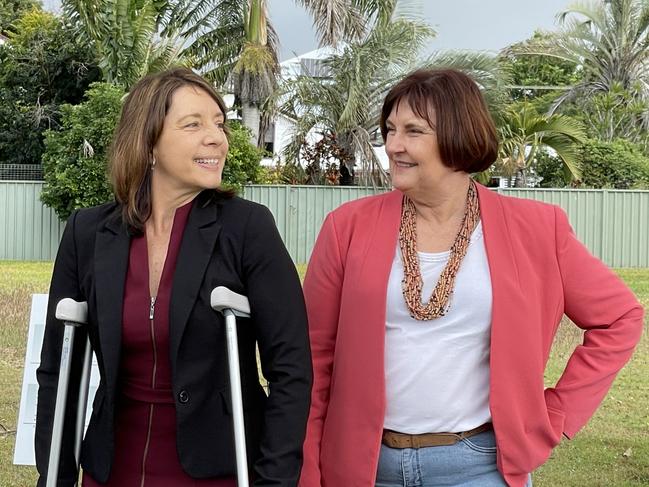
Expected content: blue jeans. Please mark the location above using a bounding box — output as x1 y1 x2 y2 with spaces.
375 430 533 487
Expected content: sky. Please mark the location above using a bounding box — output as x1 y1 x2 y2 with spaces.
43 0 575 61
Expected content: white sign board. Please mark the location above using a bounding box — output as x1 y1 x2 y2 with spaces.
13 294 99 466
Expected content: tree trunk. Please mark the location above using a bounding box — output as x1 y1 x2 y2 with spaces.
514 168 527 187
241 102 261 147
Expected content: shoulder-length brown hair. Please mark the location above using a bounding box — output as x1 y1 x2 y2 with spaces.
380 68 498 173
110 67 233 233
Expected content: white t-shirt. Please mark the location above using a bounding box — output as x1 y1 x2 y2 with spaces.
384 221 493 434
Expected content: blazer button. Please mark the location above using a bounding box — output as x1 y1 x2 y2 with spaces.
178 390 189 404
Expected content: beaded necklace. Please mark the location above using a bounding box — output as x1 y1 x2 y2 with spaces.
399 180 480 320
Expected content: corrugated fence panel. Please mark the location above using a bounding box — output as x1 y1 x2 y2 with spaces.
605 190 649 268
0 182 65 261
497 189 606 261
2 182 648 266
499 189 649 267
243 185 380 264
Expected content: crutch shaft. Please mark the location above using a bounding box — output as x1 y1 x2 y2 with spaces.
225 310 249 487
46 324 76 487
74 337 92 466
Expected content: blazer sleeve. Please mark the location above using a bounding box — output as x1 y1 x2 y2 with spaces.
545 206 644 438
242 205 313 487
299 213 345 487
35 210 89 487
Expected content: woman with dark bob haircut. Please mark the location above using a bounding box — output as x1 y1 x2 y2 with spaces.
35 67 312 486
299 68 643 487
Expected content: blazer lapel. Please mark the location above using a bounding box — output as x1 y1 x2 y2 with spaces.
169 194 222 365
94 209 130 395
476 184 525 428
365 190 403 312
356 190 402 413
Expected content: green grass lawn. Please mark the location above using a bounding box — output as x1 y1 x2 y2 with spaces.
0 262 647 486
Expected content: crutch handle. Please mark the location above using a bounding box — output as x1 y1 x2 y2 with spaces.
55 298 88 325
210 287 250 317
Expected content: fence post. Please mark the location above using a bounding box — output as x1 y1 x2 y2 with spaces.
600 189 610 266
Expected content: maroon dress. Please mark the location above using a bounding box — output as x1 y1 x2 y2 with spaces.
83 201 236 486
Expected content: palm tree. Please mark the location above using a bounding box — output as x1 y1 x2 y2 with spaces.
63 0 185 89
275 13 435 187
514 0 649 121
496 103 586 187
164 0 280 146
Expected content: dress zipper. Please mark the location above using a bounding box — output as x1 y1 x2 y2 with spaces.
140 296 157 487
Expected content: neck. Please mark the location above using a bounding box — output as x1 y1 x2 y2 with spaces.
406 173 472 225
148 173 199 235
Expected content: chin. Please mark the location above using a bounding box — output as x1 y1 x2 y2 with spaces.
389 174 412 193
199 174 223 190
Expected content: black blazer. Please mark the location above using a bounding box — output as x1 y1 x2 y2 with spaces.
35 191 312 486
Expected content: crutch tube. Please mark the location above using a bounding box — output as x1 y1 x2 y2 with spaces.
47 299 88 487
75 337 92 464
211 287 251 487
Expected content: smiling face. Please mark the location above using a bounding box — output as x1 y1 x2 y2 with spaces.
151 85 229 195
385 100 456 199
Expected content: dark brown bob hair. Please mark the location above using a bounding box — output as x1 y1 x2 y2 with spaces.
110 67 232 233
380 68 498 173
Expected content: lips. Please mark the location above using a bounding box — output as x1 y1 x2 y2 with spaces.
393 160 418 168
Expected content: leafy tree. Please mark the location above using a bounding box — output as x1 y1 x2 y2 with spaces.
0 9 100 106
578 138 649 189
0 9 100 165
0 0 40 34
495 103 586 187
41 82 124 219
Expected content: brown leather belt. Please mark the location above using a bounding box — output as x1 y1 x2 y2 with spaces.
382 423 493 449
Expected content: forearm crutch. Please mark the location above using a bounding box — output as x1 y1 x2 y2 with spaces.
211 287 251 487
47 298 91 487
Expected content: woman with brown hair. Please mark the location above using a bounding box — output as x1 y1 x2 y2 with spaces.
35 67 312 486
299 69 643 486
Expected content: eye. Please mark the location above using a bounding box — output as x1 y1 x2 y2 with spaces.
385 126 396 133
216 122 226 130
184 122 199 128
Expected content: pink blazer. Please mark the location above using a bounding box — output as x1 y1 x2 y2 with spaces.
300 183 643 487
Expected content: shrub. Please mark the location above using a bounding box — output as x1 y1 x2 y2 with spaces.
578 139 649 189
222 121 265 191
41 82 124 219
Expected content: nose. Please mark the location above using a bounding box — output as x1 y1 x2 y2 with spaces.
203 125 227 146
385 130 405 156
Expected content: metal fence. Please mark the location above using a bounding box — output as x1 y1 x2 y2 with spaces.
1 182 648 267
0 182 65 261
0 164 44 181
